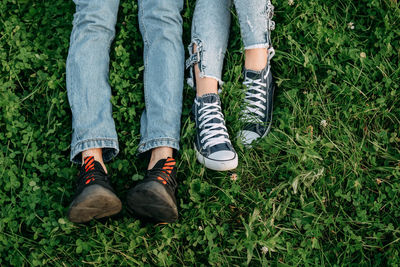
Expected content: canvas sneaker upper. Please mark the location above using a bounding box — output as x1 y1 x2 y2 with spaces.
193 93 238 171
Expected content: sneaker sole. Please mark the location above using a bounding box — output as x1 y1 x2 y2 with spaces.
126 182 178 223
238 119 272 148
67 185 122 223
194 145 238 171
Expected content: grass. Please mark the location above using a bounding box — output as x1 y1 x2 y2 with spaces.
1 0 400 265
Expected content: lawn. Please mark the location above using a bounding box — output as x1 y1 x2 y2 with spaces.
1 0 400 265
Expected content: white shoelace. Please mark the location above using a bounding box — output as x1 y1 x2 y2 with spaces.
196 100 231 149
242 69 270 123
242 79 267 122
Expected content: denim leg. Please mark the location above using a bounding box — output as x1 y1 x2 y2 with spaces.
233 0 275 50
186 0 232 88
66 0 120 164
137 0 184 154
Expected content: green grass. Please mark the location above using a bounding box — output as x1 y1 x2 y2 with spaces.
1 0 400 265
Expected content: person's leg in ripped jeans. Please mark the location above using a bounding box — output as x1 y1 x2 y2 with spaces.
66 0 122 223
187 0 237 171
126 0 184 223
235 0 276 147
187 0 276 171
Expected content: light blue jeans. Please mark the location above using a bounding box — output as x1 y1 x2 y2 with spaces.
66 0 184 164
186 0 275 87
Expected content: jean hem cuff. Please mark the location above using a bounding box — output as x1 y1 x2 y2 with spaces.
200 74 224 87
137 137 180 154
245 43 269 50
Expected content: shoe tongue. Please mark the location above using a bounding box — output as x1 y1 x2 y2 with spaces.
244 69 262 80
198 93 220 104
196 93 227 142
197 93 221 125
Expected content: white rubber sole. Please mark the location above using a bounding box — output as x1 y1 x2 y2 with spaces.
238 122 272 148
195 145 238 171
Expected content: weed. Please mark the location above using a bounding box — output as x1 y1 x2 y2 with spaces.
0 0 399 265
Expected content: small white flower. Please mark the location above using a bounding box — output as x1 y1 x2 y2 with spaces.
288 0 294 5
320 120 328 128
198 226 203 231
360 52 366 58
230 173 238 181
261 246 269 254
347 22 355 30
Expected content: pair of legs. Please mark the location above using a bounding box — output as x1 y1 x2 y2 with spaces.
66 0 184 223
188 0 276 170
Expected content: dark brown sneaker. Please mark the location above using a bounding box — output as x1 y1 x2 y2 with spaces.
67 156 122 223
126 157 178 223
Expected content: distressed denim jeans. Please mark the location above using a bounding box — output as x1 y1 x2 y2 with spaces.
186 0 275 86
66 0 184 164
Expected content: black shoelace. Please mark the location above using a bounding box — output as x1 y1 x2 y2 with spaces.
146 166 177 190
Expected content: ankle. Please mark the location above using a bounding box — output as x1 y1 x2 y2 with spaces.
245 48 268 71
193 43 218 97
82 148 107 173
148 147 173 170
195 66 218 97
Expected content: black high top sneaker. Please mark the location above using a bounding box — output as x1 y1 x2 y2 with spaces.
193 93 238 171
126 157 178 223
67 156 122 223
237 63 275 147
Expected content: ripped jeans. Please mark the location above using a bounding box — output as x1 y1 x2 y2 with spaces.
186 0 275 87
66 0 184 164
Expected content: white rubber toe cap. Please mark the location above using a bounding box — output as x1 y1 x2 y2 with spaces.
238 130 261 147
208 150 236 161
195 146 238 171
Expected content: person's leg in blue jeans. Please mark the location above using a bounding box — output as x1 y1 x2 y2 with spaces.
66 0 184 223
126 0 184 223
186 0 238 171
187 0 276 171
66 0 122 223
234 0 276 146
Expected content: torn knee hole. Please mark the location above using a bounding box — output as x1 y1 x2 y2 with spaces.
186 39 204 70
265 1 275 46
186 39 205 87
